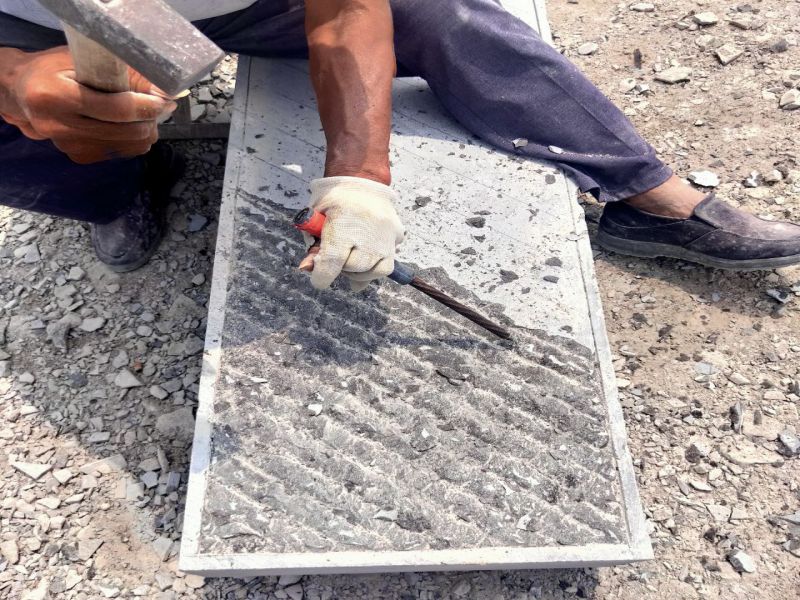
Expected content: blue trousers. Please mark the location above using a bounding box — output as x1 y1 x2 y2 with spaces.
0 1 672 224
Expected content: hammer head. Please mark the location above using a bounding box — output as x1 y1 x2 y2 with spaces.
39 0 225 97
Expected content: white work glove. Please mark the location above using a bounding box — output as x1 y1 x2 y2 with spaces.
302 176 405 292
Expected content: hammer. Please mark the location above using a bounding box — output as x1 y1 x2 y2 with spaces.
38 0 225 96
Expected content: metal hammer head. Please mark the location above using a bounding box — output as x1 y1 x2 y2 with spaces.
39 0 225 97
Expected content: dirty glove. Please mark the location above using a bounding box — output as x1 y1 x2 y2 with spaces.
301 176 405 292
0 46 176 164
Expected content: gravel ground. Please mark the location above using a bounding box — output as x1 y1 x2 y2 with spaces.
1 2 799 598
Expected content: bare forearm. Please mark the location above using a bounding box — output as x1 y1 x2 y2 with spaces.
306 1 395 185
0 48 24 116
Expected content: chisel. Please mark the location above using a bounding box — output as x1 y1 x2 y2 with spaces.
293 208 511 340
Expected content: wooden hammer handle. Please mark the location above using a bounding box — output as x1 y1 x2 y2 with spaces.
63 24 129 93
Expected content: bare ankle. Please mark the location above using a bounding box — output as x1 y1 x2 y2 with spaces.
624 175 706 219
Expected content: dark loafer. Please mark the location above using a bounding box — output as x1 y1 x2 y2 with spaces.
597 194 800 270
91 143 185 273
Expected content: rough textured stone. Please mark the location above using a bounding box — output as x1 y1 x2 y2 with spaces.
182 50 647 574
11 461 52 481
779 89 800 110
715 43 743 65
655 67 692 84
156 408 195 441
688 170 720 187
114 369 143 389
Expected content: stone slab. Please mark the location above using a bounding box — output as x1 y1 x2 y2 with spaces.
180 0 651 576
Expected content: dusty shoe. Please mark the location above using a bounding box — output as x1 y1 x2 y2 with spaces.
597 194 800 270
91 143 185 273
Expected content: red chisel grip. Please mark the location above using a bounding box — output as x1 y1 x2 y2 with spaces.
293 207 328 237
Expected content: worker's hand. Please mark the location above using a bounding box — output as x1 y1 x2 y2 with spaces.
300 177 405 292
1 46 176 164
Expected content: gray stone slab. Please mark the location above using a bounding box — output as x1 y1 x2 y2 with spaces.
180 1 650 576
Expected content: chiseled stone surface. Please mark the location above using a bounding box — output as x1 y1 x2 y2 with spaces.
183 56 646 571
198 200 625 555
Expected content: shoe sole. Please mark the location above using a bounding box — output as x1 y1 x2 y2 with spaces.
105 243 163 274
596 230 800 271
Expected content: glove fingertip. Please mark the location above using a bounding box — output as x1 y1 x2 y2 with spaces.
374 257 395 279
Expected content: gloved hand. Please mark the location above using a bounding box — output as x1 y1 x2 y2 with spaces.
0 46 176 164
300 176 405 292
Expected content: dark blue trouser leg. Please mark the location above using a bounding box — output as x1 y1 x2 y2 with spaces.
0 120 145 223
390 0 673 202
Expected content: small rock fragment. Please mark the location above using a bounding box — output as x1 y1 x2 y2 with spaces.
413 195 432 208
729 402 744 433
715 43 743 65
688 170 720 187
499 269 519 283
374 509 399 522
80 317 106 333
80 454 127 475
721 439 784 467
0 540 19 565
728 372 750 386
685 441 709 463
78 539 103 561
67 266 85 281
767 288 792 305
690 480 713 492
165 472 181 493
46 313 82 350
284 584 304 600
115 369 143 388
152 537 174 561
728 549 756 573
778 430 800 457
782 70 800 88
187 214 208 232
155 407 195 440
52 468 75 484
11 461 52 481
278 575 303 587
184 575 205 590
64 571 82 591
577 42 599 56
730 15 764 30
655 66 692 84
693 12 718 26
779 89 800 110
150 385 169 400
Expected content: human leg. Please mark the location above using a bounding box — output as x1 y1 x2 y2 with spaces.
0 12 146 224
389 0 800 268
389 0 674 204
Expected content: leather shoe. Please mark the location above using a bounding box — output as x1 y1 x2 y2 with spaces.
597 194 800 270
